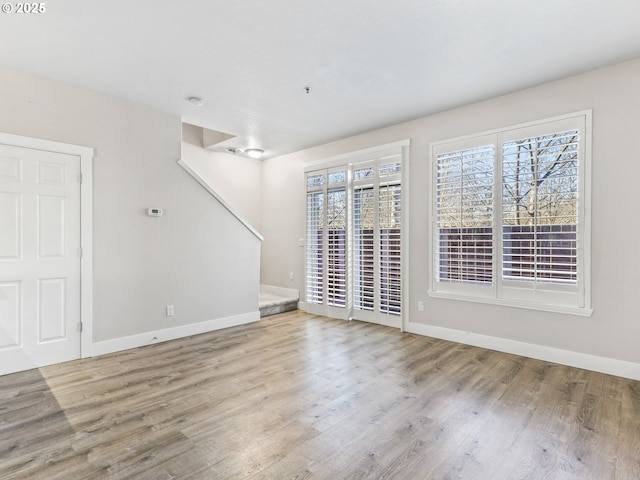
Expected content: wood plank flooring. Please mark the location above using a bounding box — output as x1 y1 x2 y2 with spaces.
1 310 639 479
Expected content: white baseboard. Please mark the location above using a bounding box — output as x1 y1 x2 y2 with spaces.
405 321 640 381
260 284 299 300
92 311 260 357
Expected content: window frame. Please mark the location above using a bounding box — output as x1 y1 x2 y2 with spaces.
428 111 592 316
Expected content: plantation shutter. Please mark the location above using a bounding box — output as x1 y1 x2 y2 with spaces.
501 130 579 285
379 183 402 314
434 140 495 290
352 156 403 325
305 168 348 318
353 184 375 312
304 141 407 324
431 113 589 313
305 173 324 305
499 116 585 308
326 170 347 308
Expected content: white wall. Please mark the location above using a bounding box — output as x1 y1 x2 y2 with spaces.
261 57 640 372
0 66 261 346
181 123 263 231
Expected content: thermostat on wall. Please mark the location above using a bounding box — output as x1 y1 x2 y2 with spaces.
147 207 164 217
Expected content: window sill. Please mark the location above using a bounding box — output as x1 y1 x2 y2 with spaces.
428 290 593 317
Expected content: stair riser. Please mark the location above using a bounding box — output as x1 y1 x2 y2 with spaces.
260 301 298 317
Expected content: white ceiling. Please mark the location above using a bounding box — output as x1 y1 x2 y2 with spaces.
2 0 640 158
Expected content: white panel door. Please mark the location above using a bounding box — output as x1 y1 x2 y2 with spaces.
0 143 81 375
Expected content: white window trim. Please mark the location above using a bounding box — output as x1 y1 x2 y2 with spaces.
428 111 593 317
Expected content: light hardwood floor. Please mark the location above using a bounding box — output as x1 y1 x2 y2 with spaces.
1 310 639 479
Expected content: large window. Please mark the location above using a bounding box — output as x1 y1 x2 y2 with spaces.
305 143 407 327
430 112 591 315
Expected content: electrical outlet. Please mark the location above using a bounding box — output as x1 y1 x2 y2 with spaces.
417 301 425 312
166 305 174 316
289 272 294 281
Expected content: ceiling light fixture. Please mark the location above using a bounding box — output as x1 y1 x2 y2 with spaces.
187 96 204 107
244 148 264 159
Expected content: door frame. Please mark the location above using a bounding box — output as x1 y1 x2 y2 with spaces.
0 132 94 359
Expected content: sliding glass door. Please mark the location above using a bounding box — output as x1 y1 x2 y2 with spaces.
305 168 349 319
305 150 404 327
352 158 402 327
